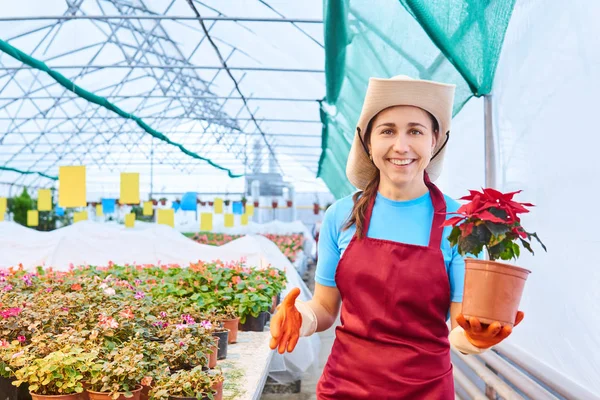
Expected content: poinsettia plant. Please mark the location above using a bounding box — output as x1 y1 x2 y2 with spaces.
443 188 547 261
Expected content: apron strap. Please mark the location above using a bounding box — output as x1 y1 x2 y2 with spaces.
424 172 447 249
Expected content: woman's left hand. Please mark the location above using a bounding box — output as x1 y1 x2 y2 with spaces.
456 311 524 349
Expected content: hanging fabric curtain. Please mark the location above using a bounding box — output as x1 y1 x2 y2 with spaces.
319 0 517 199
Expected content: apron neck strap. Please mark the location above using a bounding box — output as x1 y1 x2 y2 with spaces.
362 173 446 249
424 172 446 249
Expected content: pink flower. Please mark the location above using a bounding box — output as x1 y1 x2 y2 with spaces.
134 291 145 300
103 288 116 296
17 336 26 343
0 339 10 347
181 314 195 325
45 287 53 293
201 320 212 330
98 314 119 329
159 311 167 318
3 284 13 292
119 308 135 319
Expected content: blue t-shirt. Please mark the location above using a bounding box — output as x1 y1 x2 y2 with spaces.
315 191 471 303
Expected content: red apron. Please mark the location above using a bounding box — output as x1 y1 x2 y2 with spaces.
316 175 454 399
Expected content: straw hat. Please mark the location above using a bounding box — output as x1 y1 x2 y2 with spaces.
346 75 456 189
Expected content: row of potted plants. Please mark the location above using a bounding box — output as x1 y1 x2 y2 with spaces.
0 260 287 400
191 233 305 263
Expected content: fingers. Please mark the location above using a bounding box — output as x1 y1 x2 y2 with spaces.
495 324 513 342
484 321 502 338
469 317 482 333
282 287 301 307
269 336 279 350
514 311 525 327
269 311 284 339
278 328 291 354
287 333 299 352
456 314 470 331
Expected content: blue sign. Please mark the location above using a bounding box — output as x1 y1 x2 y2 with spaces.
172 201 181 212
232 201 243 215
55 207 64 216
102 198 116 214
180 192 198 211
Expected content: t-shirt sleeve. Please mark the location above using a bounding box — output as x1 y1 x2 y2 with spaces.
314 203 341 287
448 246 465 302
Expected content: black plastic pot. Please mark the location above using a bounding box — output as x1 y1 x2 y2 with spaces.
0 377 31 400
239 311 269 332
212 330 229 360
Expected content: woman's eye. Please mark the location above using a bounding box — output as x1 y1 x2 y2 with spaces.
410 129 423 135
381 129 394 135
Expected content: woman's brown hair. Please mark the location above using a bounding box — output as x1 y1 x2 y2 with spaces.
343 109 439 239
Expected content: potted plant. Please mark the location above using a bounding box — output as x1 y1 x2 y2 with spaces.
151 199 158 206
286 200 293 208
149 367 224 400
12 346 97 400
313 202 320 215
252 199 259 208
208 201 214 207
271 199 278 209
443 188 546 327
240 196 247 208
215 305 239 344
159 198 167 206
87 340 148 400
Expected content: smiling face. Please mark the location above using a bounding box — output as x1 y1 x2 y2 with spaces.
366 105 438 198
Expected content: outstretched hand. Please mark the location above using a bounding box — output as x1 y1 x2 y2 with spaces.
269 287 302 354
457 311 524 349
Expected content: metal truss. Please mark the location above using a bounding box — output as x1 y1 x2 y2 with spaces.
0 0 325 189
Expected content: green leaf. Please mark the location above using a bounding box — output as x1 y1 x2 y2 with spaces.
485 221 510 237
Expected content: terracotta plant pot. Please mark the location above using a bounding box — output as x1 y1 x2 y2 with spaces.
313 203 320 215
207 338 219 369
253 201 259 208
151 200 158 206
211 380 223 400
212 329 229 360
31 393 85 400
140 384 153 400
208 201 214 206
462 258 531 327
160 200 167 206
272 202 278 209
223 318 240 344
87 385 143 400
286 200 293 207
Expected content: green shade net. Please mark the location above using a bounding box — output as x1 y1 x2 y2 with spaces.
318 0 516 199
0 39 242 180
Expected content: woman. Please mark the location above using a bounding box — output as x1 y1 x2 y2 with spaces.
269 75 523 399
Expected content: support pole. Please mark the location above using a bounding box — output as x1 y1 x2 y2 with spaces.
484 95 496 189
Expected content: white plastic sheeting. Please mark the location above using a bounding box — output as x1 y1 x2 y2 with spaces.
0 220 320 382
439 0 600 394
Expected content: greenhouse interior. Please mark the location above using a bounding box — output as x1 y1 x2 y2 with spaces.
0 1 598 400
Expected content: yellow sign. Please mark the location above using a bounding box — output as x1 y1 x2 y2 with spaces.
246 204 254 216
125 213 135 228
157 208 174 228
224 213 234 227
59 166 86 208
37 189 52 211
143 201 153 216
241 214 248 226
27 210 39 227
214 198 223 214
73 211 88 223
96 204 103 217
200 213 213 231
0 197 6 222
120 173 140 205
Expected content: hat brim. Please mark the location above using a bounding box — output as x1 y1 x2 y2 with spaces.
346 77 455 190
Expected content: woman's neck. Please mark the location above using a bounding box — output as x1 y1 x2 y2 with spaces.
378 177 429 201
